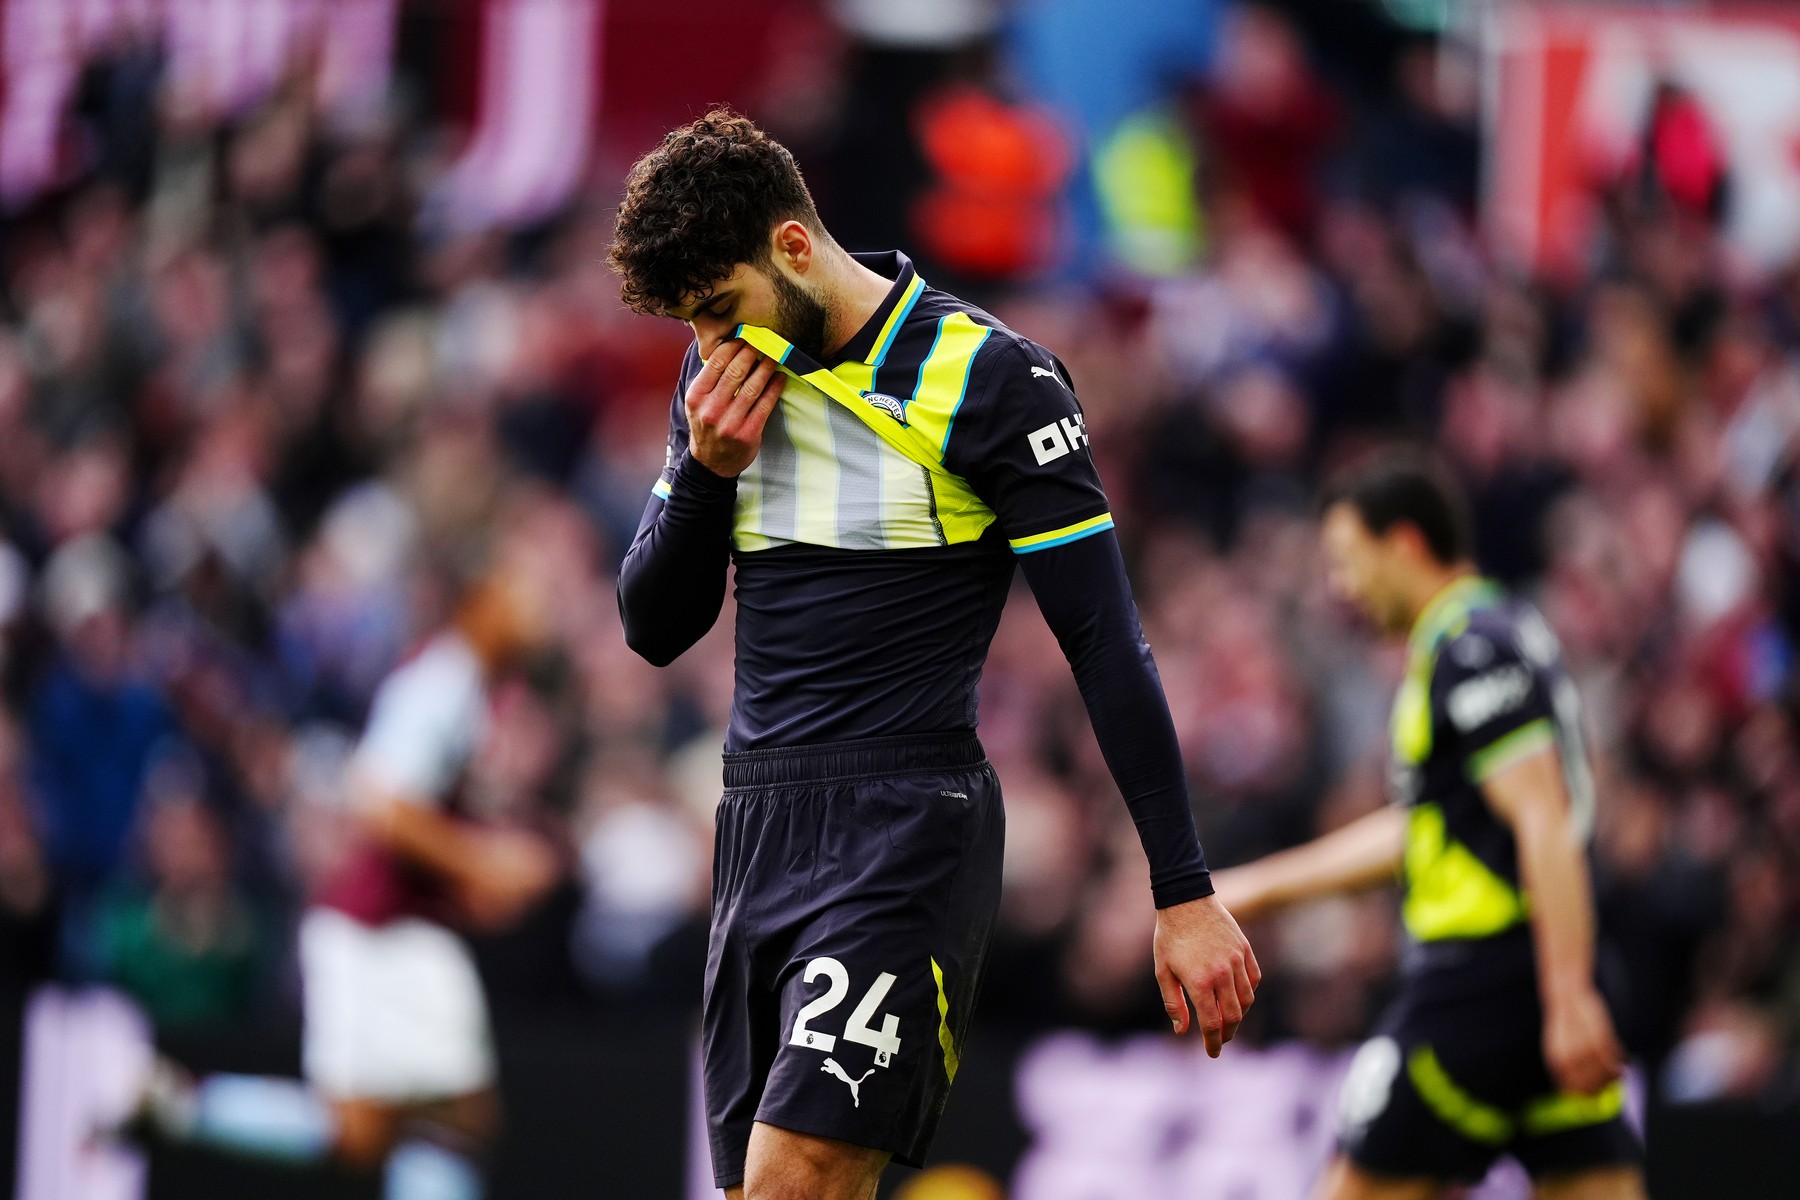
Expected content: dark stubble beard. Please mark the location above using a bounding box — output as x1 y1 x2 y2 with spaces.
770 268 831 362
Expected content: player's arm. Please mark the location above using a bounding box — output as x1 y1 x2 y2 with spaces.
352 786 556 930
1016 533 1217 910
952 339 1257 1057
1481 748 1624 1096
618 341 784 666
1208 806 1406 921
354 786 497 886
1448 625 1623 1096
348 656 557 927
1019 535 1261 1055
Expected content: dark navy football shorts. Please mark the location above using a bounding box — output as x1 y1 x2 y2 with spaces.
1337 973 1642 1184
703 734 1004 1189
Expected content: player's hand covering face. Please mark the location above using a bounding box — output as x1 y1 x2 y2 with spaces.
668 239 833 478
681 339 787 478
1153 894 1262 1058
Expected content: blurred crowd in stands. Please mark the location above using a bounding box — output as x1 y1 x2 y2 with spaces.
0 0 1792 1118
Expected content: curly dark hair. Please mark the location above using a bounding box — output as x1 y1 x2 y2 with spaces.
608 108 824 315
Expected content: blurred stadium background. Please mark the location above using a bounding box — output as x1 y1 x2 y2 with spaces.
1 0 1798 1197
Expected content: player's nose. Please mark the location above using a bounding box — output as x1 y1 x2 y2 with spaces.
692 318 734 364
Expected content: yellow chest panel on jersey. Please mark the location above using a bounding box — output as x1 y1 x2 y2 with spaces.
731 376 945 551
730 312 997 553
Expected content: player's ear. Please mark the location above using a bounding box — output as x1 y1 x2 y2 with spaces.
772 220 813 275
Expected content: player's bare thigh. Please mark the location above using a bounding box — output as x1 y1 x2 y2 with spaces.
1532 1166 1646 1200
327 1088 499 1171
1313 1156 1452 1200
330 1098 399 1171
725 1121 891 1200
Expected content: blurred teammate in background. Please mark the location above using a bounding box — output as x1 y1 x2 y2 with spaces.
610 110 1256 1200
123 524 563 1200
1213 457 1643 1200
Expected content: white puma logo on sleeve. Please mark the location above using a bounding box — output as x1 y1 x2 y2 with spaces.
821 1058 875 1107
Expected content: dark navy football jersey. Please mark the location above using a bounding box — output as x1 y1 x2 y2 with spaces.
1391 577 1597 990
650 252 1114 751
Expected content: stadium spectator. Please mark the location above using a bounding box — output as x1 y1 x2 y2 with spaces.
27 535 181 979
95 780 272 1029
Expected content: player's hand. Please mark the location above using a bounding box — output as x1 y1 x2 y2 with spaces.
1153 893 1261 1058
685 339 787 477
1542 984 1625 1095
458 827 560 931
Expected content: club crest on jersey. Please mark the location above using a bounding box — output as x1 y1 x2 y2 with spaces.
864 392 907 424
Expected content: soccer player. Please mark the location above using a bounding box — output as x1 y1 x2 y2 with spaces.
126 546 561 1200
1212 458 1644 1200
610 110 1258 1200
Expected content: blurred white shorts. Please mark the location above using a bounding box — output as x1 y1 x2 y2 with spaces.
299 907 496 1102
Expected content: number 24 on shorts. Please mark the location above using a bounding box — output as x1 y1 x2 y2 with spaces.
788 957 903 1067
